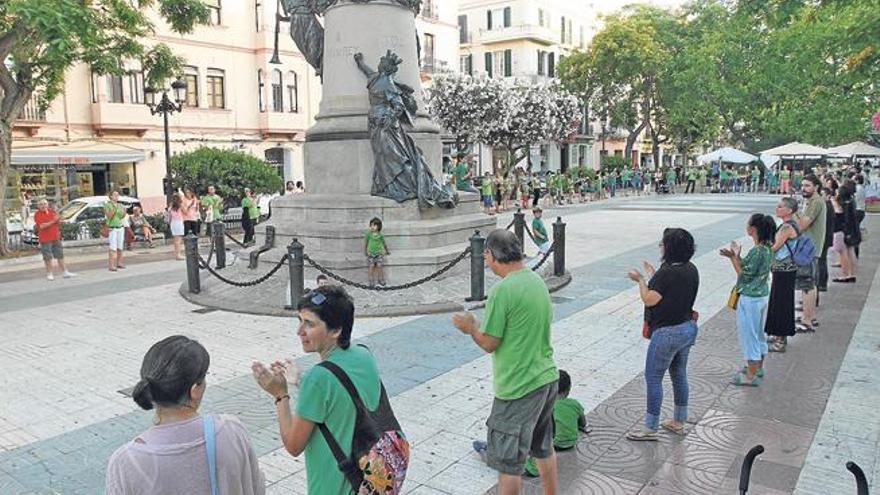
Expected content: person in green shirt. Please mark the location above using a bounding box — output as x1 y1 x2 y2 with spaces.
795 176 826 332
665 168 677 194
531 207 551 254
201 185 224 235
780 165 792 194
719 167 730 193
480 173 494 214
240 188 259 245
454 156 478 193
698 167 708 193
452 229 558 492
252 285 409 495
720 213 776 386
104 190 127 271
364 217 390 287
686 166 697 194
750 167 761 193
522 370 587 476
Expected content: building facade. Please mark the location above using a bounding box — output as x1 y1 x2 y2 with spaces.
457 0 597 174
9 1 452 218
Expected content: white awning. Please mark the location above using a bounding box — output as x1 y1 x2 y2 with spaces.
759 141 828 157
11 141 147 166
826 141 880 158
697 147 758 164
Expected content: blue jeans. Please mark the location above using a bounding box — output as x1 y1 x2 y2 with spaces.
644 320 698 430
736 295 769 361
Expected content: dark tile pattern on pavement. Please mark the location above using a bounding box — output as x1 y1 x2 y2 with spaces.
494 218 879 495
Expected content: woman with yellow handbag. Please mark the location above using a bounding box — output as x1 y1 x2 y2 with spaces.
720 214 776 386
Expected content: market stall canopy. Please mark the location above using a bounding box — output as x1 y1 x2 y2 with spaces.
760 153 780 169
826 141 880 158
11 141 147 166
697 147 758 164
759 141 828 157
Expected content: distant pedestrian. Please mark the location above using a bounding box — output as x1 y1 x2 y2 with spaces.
780 165 792 195
241 188 259 245
106 335 265 495
481 173 494 214
685 165 696 193
33 199 75 281
720 214 776 386
253 286 409 495
626 228 699 441
105 191 127 271
182 187 201 236
765 197 800 352
285 181 296 194
452 229 559 494
201 185 223 235
128 206 154 248
795 175 826 332
167 194 185 260
364 217 390 287
19 190 32 225
832 181 859 283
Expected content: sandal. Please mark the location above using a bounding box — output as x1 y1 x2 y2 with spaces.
796 323 815 333
661 420 686 436
769 340 787 353
740 366 765 378
796 317 819 328
626 428 658 441
731 371 761 387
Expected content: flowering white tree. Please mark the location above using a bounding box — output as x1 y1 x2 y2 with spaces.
425 73 508 156
483 81 583 176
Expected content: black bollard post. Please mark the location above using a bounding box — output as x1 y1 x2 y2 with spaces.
184 233 201 294
513 208 525 253
553 216 566 277
466 230 486 302
213 221 226 269
288 238 305 307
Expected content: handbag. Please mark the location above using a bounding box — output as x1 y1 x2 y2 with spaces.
100 224 109 238
727 287 740 310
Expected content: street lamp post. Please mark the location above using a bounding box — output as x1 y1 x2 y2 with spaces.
145 80 187 206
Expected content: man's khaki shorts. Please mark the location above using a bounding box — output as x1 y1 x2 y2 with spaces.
486 380 558 475
39 240 63 261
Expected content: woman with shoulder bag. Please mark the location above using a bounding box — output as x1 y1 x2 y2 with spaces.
626 228 700 441
765 197 800 352
106 336 265 495
720 214 776 386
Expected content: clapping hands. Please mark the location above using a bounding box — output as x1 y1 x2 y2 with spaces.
252 358 300 398
719 240 741 259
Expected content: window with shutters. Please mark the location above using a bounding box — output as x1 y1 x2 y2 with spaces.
206 0 221 25
561 17 566 43
537 50 545 76
503 49 512 77
538 8 545 27
548 52 555 77
106 75 124 103
458 15 468 43
206 68 225 109
423 33 435 68
184 67 199 108
492 50 506 78
127 71 144 104
487 8 509 30
257 69 265 112
271 69 283 112
568 20 573 44
460 55 473 75
485 52 493 77
287 71 299 113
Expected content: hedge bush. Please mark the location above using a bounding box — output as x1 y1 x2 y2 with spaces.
170 147 284 208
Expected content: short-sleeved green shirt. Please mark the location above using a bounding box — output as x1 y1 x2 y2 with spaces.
800 195 826 256
365 230 385 255
481 179 493 196
103 201 126 228
532 218 548 243
297 346 381 495
241 197 260 219
737 245 773 297
482 268 557 400
455 163 470 190
751 169 760 181
201 194 223 220
523 396 584 475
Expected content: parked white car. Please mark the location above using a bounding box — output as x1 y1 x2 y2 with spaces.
22 195 141 243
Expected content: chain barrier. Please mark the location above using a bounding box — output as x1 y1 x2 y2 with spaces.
199 253 290 287
505 218 516 230
200 240 216 269
224 231 248 248
531 243 555 272
303 247 472 292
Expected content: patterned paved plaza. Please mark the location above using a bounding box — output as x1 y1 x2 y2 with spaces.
0 193 877 494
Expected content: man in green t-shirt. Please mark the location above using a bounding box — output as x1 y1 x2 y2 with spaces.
240 188 260 245
452 229 558 492
686 164 697 194
531 207 550 254
795 175 826 332
201 185 223 234
104 191 127 271
480 173 494 214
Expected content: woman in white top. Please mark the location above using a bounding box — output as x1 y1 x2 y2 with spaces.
106 336 265 495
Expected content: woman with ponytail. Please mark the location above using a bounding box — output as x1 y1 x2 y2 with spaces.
106 336 265 494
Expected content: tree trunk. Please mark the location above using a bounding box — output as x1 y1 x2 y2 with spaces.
0 121 12 256
624 121 647 168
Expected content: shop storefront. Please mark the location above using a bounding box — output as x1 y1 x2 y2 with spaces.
6 143 146 221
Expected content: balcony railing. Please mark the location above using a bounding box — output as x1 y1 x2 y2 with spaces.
420 1 438 20
475 24 558 45
17 93 46 122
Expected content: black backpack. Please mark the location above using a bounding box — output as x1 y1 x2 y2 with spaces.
317 359 409 494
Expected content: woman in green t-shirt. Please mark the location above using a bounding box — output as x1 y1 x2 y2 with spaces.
240 188 259 245
252 286 409 495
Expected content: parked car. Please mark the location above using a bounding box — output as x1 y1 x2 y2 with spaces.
22 195 141 244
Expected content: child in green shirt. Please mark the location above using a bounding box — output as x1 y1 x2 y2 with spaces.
364 217 390 287
473 370 588 476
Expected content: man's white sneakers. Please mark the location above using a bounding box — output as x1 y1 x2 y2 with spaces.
47 273 54 281
63 271 76 279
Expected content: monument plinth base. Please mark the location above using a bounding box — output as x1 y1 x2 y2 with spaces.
258 192 496 284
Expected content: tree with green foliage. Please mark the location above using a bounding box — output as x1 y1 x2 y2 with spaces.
170 147 284 207
0 0 210 254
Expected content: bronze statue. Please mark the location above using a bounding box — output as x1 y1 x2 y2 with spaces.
354 51 457 209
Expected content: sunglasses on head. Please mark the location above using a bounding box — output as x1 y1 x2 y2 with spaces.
304 290 326 306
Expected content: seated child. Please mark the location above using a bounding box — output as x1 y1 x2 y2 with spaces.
473 369 588 477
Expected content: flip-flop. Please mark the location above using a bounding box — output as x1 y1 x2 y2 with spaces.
795 323 815 333
626 428 658 441
661 420 686 436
